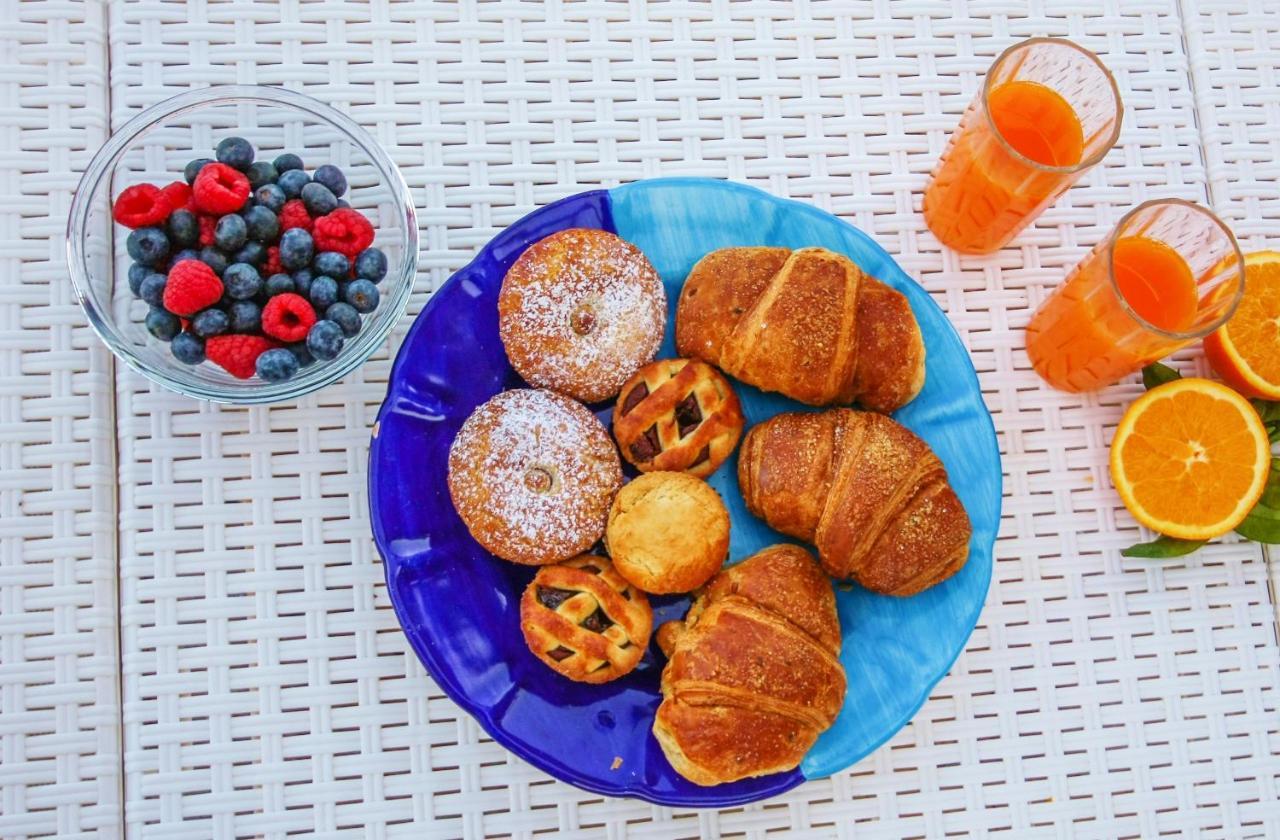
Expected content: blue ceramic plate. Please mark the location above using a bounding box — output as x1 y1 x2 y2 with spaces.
369 178 1001 807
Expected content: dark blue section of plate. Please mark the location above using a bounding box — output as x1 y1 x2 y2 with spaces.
368 188 804 806
369 178 1001 807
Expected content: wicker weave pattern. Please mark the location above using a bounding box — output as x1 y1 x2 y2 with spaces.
0 3 121 839
106 1 1280 837
2 0 1276 837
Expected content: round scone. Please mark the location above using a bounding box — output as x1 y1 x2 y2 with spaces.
605 472 730 594
447 388 622 565
520 554 652 683
613 358 745 478
498 228 667 403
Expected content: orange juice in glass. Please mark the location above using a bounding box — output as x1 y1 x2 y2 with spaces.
924 38 1123 254
1026 199 1244 392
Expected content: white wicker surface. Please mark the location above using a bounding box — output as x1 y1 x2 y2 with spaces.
0 3 120 839
3 0 1279 837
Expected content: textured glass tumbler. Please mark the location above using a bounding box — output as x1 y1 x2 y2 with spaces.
1026 199 1244 392
923 38 1123 254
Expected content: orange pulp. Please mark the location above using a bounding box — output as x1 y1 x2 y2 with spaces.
1026 236 1200 392
924 80 1085 253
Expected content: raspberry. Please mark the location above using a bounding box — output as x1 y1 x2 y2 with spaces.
112 184 171 228
278 199 313 233
262 246 283 277
313 208 374 260
262 293 317 342
160 181 192 211
197 215 217 247
192 162 250 215
163 259 224 316
206 334 277 379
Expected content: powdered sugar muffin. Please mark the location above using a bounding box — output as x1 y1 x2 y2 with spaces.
447 388 623 565
498 228 666 403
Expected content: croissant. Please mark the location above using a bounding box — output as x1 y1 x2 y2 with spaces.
738 410 971 596
675 246 925 412
653 545 846 786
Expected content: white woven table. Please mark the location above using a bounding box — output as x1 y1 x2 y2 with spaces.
3 1 1278 837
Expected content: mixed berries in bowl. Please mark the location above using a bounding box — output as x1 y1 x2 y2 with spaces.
69 86 417 403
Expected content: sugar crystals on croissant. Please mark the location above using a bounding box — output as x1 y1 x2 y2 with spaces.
675 246 925 412
738 409 971 595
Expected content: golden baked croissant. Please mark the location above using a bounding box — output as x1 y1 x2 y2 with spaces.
675 246 925 412
653 545 846 786
738 410 971 596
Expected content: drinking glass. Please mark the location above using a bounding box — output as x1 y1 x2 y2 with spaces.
1025 199 1244 392
923 38 1123 254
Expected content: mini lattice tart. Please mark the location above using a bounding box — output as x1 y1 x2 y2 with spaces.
520 554 653 683
612 358 745 478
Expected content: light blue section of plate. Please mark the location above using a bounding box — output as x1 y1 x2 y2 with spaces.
609 178 1002 780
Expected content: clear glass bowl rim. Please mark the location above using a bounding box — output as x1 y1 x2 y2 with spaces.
66 84 419 405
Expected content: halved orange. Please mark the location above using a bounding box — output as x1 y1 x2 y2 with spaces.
1110 377 1270 540
1204 250 1280 399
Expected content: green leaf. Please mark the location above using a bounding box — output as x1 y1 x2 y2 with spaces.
1142 363 1182 390
1235 503 1280 543
1251 399 1280 443
1236 458 1280 544
1249 399 1280 424
1121 535 1207 558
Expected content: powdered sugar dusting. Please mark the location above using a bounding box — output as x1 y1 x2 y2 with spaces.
499 229 666 403
448 388 623 565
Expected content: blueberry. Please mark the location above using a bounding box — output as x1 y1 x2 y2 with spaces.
306 320 345 361
325 302 362 337
254 347 299 382
139 273 167 307
228 299 261 333
171 331 206 365
223 262 262 300
127 262 150 295
344 279 380 313
335 199 351 209
241 205 280 243
245 161 277 189
279 228 314 271
214 214 247 252
169 248 201 269
191 307 230 338
216 136 255 170
273 153 304 173
145 307 180 341
277 169 310 199
309 275 339 310
200 246 229 276
313 250 349 278
255 183 286 213
291 268 313 298
126 227 170 267
265 273 294 296
166 209 199 247
312 164 348 197
233 241 267 266
300 181 338 216
184 157 213 184
354 248 387 282
285 342 314 368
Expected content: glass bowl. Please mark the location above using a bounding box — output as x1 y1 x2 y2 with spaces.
67 85 418 404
